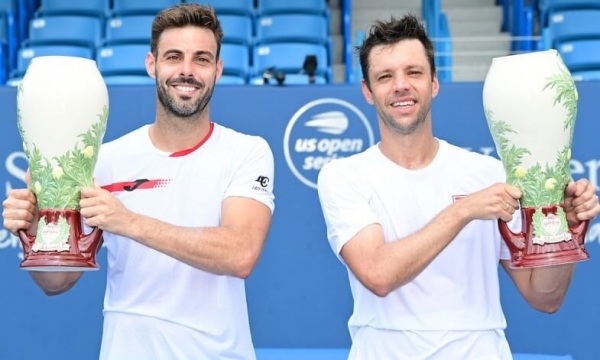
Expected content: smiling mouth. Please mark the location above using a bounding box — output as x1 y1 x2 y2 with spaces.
391 100 416 107
172 84 198 93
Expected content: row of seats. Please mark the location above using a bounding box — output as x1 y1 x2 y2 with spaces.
25 13 331 48
539 0 600 81
35 0 329 18
8 42 330 86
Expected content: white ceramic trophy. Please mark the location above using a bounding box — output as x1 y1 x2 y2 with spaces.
483 49 589 268
17 56 108 271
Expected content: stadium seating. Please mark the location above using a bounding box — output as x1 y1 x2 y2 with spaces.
257 0 327 16
220 42 250 81
558 39 600 71
253 42 329 81
26 15 103 49
547 9 600 47
112 0 181 16
96 44 149 76
256 14 329 45
219 14 253 46
187 0 254 17
35 0 109 17
105 15 154 45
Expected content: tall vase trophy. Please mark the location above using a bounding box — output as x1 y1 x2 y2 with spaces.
483 49 589 268
16 56 108 271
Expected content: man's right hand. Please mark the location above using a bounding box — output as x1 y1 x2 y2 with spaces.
459 183 522 223
2 189 38 235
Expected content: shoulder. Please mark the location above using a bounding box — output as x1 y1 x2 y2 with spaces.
98 125 149 158
318 145 378 186
215 123 272 154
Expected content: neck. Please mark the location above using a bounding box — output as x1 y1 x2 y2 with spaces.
150 105 212 152
378 123 439 170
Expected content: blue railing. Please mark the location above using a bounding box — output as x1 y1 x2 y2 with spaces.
342 0 354 83
501 0 537 52
422 0 452 82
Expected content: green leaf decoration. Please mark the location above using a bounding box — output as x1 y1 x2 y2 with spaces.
24 105 108 209
543 56 578 133
486 109 571 207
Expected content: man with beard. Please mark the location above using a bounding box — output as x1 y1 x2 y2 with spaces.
317 15 600 359
2 4 274 359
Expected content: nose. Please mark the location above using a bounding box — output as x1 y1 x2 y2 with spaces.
179 59 194 77
392 74 410 92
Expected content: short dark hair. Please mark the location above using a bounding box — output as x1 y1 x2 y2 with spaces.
358 14 436 86
151 3 223 58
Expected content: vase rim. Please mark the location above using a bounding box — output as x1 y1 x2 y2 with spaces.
491 49 558 63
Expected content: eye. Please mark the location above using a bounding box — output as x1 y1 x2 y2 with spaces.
377 74 391 81
408 70 422 76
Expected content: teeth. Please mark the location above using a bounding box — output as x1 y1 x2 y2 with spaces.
393 100 415 107
175 85 196 92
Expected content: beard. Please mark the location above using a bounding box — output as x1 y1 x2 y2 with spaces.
378 97 431 135
156 75 215 118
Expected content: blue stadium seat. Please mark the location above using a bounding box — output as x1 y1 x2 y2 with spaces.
9 44 94 82
105 15 154 45
103 74 154 85
112 0 181 16
253 43 329 80
26 15 103 49
256 14 329 45
549 10 600 47
218 74 246 84
187 0 254 16
220 42 249 80
257 0 327 16
96 44 149 76
571 70 600 81
220 14 252 45
558 39 600 71
36 0 109 17
540 0 600 27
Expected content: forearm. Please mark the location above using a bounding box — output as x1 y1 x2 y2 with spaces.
30 271 82 296
528 264 574 312
368 202 473 295
121 213 259 278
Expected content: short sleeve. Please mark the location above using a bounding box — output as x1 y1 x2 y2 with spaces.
224 137 275 213
317 160 379 263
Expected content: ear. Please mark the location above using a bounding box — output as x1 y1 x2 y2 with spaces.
431 72 440 98
361 78 374 105
145 51 156 78
216 56 223 82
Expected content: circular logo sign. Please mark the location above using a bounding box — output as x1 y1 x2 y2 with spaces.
284 98 375 189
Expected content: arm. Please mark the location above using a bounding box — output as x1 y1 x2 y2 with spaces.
340 203 473 297
501 179 600 313
81 192 271 278
2 189 84 295
80 137 275 279
318 160 522 297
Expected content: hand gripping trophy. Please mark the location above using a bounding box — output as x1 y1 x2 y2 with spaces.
16 56 108 271
483 49 590 268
